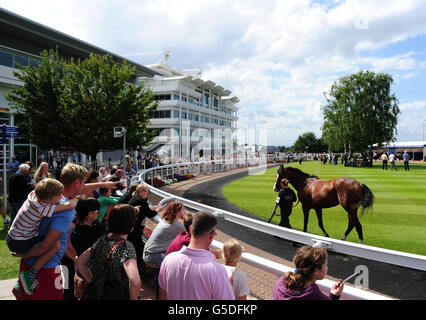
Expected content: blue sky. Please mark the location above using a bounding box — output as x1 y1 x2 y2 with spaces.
1 0 426 147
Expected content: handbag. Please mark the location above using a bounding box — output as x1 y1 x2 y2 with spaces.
81 239 130 300
74 271 87 300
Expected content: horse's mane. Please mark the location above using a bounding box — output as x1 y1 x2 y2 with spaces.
285 167 319 180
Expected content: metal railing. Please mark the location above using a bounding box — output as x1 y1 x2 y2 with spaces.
131 159 426 300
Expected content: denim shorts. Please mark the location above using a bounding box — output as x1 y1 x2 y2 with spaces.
6 234 45 254
143 250 165 269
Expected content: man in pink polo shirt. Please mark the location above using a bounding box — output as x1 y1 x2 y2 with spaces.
158 211 234 300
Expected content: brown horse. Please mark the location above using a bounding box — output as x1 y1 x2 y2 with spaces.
273 164 374 244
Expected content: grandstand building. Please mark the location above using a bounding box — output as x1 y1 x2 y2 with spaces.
0 7 239 163
0 7 159 163
139 63 239 159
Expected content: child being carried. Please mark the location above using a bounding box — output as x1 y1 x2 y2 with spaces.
7 178 78 295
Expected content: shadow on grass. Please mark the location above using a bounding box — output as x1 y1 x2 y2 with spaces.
0 224 9 240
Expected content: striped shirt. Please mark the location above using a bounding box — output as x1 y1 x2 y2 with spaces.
8 191 57 240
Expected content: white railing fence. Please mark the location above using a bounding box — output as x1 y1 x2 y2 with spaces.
132 160 426 300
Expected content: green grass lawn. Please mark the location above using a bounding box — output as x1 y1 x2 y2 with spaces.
0 221 19 281
223 161 426 256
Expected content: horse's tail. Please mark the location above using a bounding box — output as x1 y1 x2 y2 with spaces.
359 183 374 216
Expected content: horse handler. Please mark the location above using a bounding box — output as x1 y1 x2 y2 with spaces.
272 178 297 229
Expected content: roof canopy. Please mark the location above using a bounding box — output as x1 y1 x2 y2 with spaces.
145 63 236 98
374 141 426 148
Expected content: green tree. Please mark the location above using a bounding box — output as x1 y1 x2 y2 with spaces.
6 49 157 160
61 53 157 160
291 132 327 153
321 70 400 153
6 49 71 150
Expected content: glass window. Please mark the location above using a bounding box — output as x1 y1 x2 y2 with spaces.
181 96 187 102
163 110 171 118
181 112 187 119
150 110 171 118
154 94 171 101
0 49 13 67
204 93 210 106
174 94 180 100
14 54 28 68
29 58 40 67
174 110 180 118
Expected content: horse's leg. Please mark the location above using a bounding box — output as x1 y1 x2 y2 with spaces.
302 205 310 233
315 208 329 237
354 218 364 245
341 212 355 241
342 208 364 244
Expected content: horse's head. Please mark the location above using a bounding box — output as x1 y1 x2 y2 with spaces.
273 164 285 192
274 166 316 192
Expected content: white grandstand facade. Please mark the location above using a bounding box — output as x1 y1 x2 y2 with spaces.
139 63 239 160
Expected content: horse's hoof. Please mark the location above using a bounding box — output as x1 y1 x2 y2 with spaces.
359 239 364 245
325 234 329 238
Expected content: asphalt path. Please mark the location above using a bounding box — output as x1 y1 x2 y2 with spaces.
183 164 426 300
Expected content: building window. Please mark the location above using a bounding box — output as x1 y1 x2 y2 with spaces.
181 112 187 119
204 93 210 106
29 58 40 67
174 110 180 118
14 54 29 68
154 94 171 101
150 110 171 118
174 94 180 100
201 116 210 124
189 113 199 121
0 49 13 67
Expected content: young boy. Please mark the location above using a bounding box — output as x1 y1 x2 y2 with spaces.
6 178 78 295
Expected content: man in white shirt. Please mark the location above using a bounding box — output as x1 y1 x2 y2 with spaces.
389 152 397 171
